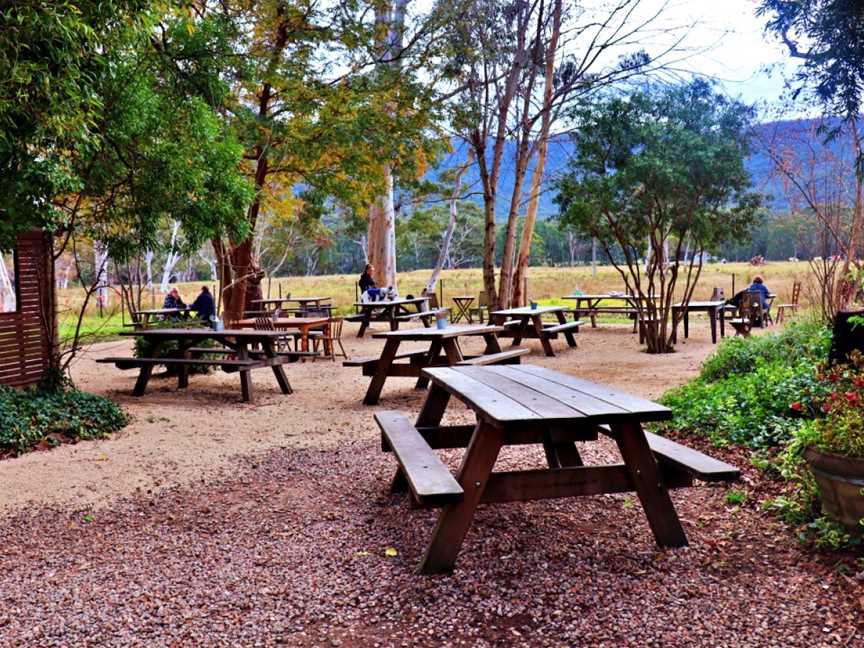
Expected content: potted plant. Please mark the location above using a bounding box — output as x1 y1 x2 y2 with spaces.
800 351 864 530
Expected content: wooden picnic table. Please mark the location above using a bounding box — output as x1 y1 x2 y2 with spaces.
250 296 332 316
451 296 475 323
131 307 191 327
351 296 433 337
671 300 727 344
561 293 641 328
97 328 314 402
490 305 581 357
236 316 330 353
375 364 740 573
344 324 528 405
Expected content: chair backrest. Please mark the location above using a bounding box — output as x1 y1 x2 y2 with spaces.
329 317 343 339
740 291 763 322
426 294 440 309
710 287 725 300
254 316 275 331
791 280 802 304
478 290 489 307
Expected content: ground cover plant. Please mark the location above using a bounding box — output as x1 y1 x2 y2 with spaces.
0 380 127 456
660 322 864 549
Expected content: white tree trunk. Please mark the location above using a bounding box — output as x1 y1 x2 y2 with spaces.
94 242 110 306
425 151 473 295
159 220 182 292
144 250 154 288
0 251 15 312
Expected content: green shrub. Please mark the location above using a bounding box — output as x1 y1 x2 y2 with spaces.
0 381 127 454
700 320 831 382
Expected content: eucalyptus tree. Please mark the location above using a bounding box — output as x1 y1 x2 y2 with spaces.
556 81 761 353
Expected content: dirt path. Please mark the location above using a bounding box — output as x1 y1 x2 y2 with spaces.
0 320 713 513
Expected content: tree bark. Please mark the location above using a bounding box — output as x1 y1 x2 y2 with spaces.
513 0 562 307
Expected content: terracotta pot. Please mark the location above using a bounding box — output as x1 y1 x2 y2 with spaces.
804 446 864 530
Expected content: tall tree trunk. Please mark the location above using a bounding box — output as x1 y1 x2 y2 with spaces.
425 151 473 295
0 251 14 312
366 0 407 291
159 220 182 292
94 242 110 307
512 0 562 307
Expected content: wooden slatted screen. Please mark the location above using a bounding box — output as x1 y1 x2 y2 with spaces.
0 231 54 388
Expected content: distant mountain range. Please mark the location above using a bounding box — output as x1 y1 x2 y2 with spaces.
429 118 858 219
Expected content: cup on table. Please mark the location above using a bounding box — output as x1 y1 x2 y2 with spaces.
530 301 538 310
436 309 449 329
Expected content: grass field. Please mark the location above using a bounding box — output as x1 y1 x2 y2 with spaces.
56 261 811 344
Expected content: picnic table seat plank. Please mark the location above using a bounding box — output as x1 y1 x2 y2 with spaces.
97 357 256 370
455 348 529 366
394 310 437 321
375 411 464 507
343 349 429 367
543 320 583 334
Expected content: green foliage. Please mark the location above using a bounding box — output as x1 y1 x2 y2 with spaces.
725 490 747 506
802 353 864 458
758 0 864 123
661 322 831 448
700 321 832 381
0 381 127 454
556 80 761 257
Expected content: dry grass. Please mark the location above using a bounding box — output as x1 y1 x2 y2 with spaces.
57 261 811 323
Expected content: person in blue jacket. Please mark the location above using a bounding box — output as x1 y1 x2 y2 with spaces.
191 285 216 322
747 275 771 309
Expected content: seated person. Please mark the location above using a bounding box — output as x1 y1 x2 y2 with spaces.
161 288 186 320
359 263 382 301
190 285 216 322
747 275 771 309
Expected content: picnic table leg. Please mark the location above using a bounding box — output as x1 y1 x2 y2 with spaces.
720 306 726 338
441 338 464 364
611 420 688 548
389 306 399 331
481 332 503 355
671 308 678 344
511 316 525 347
709 308 718 344
416 339 443 389
542 430 583 468
363 337 401 405
683 309 690 339
262 339 292 395
235 343 254 403
357 308 371 338
533 314 555 357
419 420 503 574
178 338 191 389
555 310 578 347
132 365 154 397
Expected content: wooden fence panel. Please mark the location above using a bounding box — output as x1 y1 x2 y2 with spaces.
0 231 54 388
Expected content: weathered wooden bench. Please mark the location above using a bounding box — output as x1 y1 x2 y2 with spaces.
343 349 431 376
597 424 740 483
376 411 464 507
97 356 255 371
395 310 436 322
456 348 529 366
544 320 583 336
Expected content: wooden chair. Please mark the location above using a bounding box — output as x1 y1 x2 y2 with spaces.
253 316 293 352
470 291 490 323
312 317 347 361
728 291 763 337
775 281 802 324
710 287 726 301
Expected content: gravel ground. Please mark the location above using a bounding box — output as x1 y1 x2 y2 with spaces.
0 437 860 647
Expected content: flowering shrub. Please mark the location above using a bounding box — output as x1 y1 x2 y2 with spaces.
797 351 864 458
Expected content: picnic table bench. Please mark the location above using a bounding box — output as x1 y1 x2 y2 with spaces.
344 324 528 405
561 294 638 328
97 329 316 403
490 305 581 357
348 297 433 337
375 364 740 573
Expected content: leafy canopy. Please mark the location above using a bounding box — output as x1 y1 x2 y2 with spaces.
556 80 761 256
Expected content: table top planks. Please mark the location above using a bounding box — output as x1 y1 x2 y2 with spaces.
120 328 289 339
421 365 671 426
491 305 566 317
371 324 503 340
